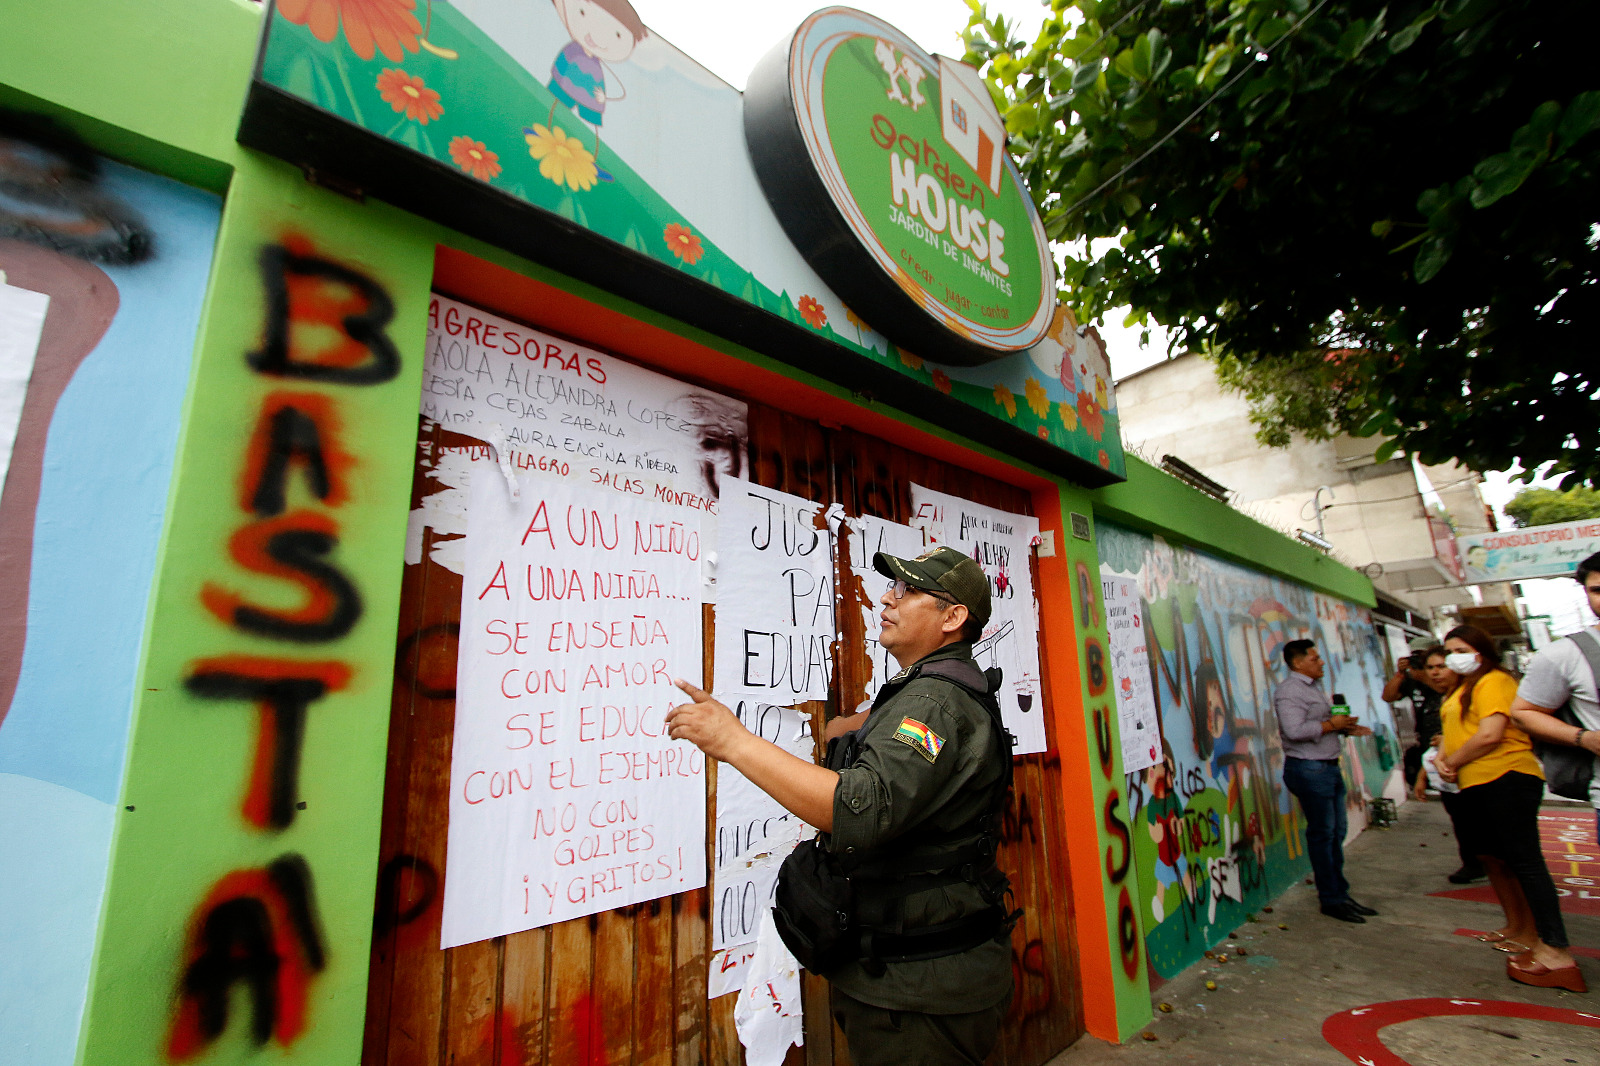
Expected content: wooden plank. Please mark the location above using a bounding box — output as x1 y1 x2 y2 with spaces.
632 896 674 1066
544 917 598 1064
594 908 636 1065
672 886 708 1066
499 927 548 1066
442 936 502 1066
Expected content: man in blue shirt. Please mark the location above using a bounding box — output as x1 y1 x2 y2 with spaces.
1273 639 1377 923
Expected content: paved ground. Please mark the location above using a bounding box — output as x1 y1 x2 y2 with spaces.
1049 800 1600 1066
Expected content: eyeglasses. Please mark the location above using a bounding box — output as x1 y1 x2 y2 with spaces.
885 579 957 607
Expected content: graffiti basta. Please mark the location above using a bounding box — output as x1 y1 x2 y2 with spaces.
167 236 399 1058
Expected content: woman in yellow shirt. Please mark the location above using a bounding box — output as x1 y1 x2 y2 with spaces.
1437 624 1582 992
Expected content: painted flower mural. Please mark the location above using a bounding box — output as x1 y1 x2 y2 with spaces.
1024 376 1050 418
663 223 704 266
797 295 827 329
278 0 422 62
1077 389 1106 441
524 124 598 191
1059 401 1079 432
897 347 923 370
993 383 1017 418
376 68 442 124
931 369 951 395
448 137 501 181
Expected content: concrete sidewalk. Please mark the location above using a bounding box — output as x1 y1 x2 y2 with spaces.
1050 800 1600 1066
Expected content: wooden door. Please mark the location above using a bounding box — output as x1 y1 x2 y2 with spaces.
363 342 1084 1066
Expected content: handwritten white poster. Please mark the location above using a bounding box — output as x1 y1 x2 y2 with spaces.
707 699 811 995
442 473 707 947
1101 570 1160 775
845 515 927 707
0 282 48 505
909 485 1046 754
713 478 835 705
411 294 748 596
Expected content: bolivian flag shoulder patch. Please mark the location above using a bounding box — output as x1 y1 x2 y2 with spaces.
893 717 944 763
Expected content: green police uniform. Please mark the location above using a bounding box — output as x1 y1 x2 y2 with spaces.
826 641 1014 1064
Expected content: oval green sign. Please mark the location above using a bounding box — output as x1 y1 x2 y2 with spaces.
747 7 1055 362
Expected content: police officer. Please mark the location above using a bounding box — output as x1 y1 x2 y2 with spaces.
667 545 1013 1065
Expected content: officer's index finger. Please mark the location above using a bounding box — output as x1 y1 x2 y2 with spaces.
674 678 711 702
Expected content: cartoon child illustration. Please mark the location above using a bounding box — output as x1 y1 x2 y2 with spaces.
1144 740 1191 922
544 0 647 182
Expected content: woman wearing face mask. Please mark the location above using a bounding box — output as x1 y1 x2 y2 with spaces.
1435 625 1583 992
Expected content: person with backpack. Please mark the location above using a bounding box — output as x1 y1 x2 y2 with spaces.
1434 624 1584 993
667 545 1015 1064
1510 551 1600 853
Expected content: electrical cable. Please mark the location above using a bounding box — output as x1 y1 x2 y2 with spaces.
1319 474 1482 509
1054 0 1337 219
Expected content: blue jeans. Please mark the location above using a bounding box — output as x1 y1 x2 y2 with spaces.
1283 757 1350 907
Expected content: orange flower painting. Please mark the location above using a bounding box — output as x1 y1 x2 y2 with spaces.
1023 377 1051 419
1077 390 1106 441
1098 449 1110 468
897 347 923 370
664 223 704 265
279 0 422 62
376 68 442 124
798 295 827 329
448 137 501 181
992 383 1017 418
932 369 952 394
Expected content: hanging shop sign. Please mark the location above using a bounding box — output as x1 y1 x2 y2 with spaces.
744 8 1056 366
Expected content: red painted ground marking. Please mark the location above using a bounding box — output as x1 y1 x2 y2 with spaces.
1323 998 1600 1066
1452 929 1600 959
1430 809 1600 916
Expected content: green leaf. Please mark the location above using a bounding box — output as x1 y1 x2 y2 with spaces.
1370 219 1393 238
1413 235 1452 283
1373 439 1402 464
1118 191 1142 216
1469 151 1539 208
1256 17 1293 46
1558 91 1600 152
1387 14 1432 53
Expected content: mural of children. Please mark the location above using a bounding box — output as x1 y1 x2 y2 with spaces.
1144 741 1191 923
544 0 647 182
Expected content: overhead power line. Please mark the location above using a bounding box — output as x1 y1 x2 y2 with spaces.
1055 0 1337 219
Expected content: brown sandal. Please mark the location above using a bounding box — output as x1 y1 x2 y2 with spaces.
1507 959 1588 993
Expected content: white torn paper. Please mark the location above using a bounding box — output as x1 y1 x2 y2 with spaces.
0 282 49 506
910 485 1046 754
1101 570 1161 774
441 473 707 947
844 515 926 704
414 294 748 597
713 478 835 704
733 907 804 1066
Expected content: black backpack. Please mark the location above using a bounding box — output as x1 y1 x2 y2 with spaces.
770 658 1021 977
1532 629 1600 802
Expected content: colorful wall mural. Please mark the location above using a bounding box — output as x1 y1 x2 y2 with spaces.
0 133 221 1065
1095 520 1401 980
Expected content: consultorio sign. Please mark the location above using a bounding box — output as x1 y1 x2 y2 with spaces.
1457 517 1600 584
746 7 1055 365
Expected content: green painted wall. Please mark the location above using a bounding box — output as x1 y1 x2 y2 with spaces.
1094 457 1375 607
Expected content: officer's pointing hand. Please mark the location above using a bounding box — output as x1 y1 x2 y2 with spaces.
666 679 749 762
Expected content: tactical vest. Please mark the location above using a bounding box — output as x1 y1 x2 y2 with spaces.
772 656 1022 977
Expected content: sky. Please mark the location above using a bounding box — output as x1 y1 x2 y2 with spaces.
627 0 1177 380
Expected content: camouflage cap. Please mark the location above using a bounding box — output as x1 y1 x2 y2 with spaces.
874 545 992 629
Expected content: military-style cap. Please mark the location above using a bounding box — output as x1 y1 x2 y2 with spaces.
874 545 992 629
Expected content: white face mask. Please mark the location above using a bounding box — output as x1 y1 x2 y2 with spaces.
1445 651 1480 675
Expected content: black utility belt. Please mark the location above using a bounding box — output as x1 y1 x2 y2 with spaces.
860 904 1014 966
